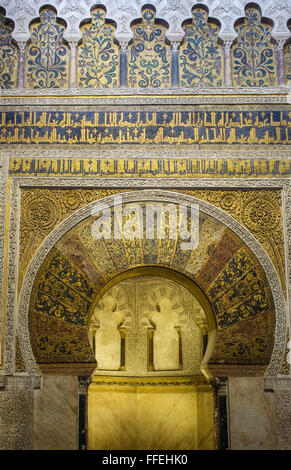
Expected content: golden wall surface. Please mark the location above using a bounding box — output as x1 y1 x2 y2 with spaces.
88 377 214 450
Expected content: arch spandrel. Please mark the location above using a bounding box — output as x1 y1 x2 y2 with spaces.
22 192 280 378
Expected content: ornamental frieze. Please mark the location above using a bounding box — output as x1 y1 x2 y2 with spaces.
2 110 291 145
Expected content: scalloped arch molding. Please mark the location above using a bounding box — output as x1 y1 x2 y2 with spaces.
1 0 291 43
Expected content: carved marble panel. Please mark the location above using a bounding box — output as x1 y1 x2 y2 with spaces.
90 276 204 377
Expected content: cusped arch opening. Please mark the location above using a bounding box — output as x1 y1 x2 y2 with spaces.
24 192 279 380
87 266 216 382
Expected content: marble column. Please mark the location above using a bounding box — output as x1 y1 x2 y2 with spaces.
275 40 286 86
171 41 180 88
216 378 229 450
78 376 90 450
69 41 78 88
17 42 27 88
195 316 209 357
0 376 34 450
119 41 128 87
223 41 233 87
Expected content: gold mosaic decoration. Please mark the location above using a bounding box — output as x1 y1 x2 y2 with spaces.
28 206 275 371
232 6 277 87
19 189 286 297
25 7 69 89
128 6 171 88
9 157 291 178
77 6 119 88
179 6 224 87
179 189 285 295
19 188 124 293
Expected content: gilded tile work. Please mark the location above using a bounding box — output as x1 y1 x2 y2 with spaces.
0 9 18 89
284 42 291 84
179 6 223 88
10 157 291 178
27 207 275 371
77 6 119 88
25 7 69 88
128 7 171 88
232 6 276 87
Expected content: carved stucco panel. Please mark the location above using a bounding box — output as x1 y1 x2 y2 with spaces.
0 0 290 43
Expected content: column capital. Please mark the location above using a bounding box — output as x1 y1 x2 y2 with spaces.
223 41 233 52
171 41 180 52
275 39 286 51
18 41 27 55
69 41 79 49
119 41 129 53
78 376 91 394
